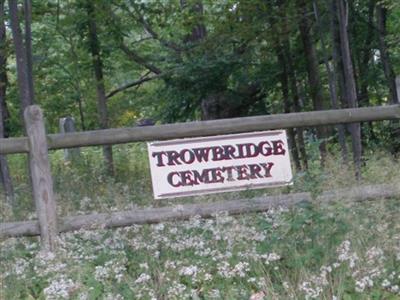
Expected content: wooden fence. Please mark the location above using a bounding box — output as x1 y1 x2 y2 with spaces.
1 104 400 251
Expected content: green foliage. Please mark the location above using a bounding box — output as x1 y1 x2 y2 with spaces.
1 0 399 141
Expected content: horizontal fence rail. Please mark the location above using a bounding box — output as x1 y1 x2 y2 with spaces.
1 184 399 238
1 105 399 155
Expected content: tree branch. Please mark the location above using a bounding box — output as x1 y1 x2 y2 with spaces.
132 5 183 53
106 74 161 99
119 42 162 75
107 6 162 75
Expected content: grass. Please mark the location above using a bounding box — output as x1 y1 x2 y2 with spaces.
0 144 399 299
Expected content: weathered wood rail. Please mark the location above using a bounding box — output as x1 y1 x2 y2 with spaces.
1 105 399 155
0 104 400 251
1 183 399 238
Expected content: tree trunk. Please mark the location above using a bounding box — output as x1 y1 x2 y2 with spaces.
336 0 362 179
180 1 213 120
313 0 348 162
330 0 347 110
376 4 399 104
77 93 86 131
86 1 114 176
358 0 376 106
276 47 301 171
24 0 34 104
8 0 34 121
297 0 327 165
376 4 400 153
281 43 308 169
0 0 14 203
180 0 207 43
356 0 376 145
397 76 400 102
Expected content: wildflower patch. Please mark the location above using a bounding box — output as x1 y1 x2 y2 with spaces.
147 130 293 199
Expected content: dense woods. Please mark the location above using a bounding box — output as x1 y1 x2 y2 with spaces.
0 0 399 188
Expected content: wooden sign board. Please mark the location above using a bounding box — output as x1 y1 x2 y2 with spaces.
147 130 293 199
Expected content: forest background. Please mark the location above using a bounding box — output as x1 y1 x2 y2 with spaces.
1 0 399 184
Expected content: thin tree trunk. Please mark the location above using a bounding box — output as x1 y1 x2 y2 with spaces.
357 0 376 144
275 0 307 170
86 1 114 176
180 0 207 43
24 0 34 104
376 4 398 104
358 0 375 106
77 94 86 131
0 0 14 203
67 33 86 131
330 0 347 110
397 76 400 102
297 0 328 165
376 4 400 153
276 47 301 171
336 0 362 179
313 0 348 162
282 44 308 169
8 0 36 198
8 0 34 121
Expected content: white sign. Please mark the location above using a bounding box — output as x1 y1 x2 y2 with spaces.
147 130 293 199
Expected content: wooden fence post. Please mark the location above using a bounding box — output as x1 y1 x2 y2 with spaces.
24 105 58 251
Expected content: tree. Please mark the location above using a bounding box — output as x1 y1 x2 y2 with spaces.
8 0 34 122
376 3 398 104
313 0 348 162
85 0 114 175
297 0 328 164
336 0 362 179
276 45 302 171
0 0 14 203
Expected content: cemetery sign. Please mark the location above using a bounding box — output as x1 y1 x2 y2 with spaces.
147 130 293 199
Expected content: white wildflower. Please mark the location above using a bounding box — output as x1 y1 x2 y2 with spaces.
261 252 281 264
391 285 399 293
105 293 124 300
365 246 384 264
355 276 373 293
337 240 358 268
283 281 289 290
135 273 151 284
249 291 266 300
94 266 109 281
208 289 221 299
167 282 186 297
232 261 250 277
299 281 322 299
204 273 213 281
154 223 165 231
381 279 390 287
139 263 149 270
179 265 198 276
14 258 29 276
43 277 76 299
248 277 256 283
